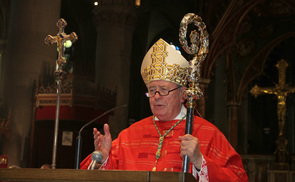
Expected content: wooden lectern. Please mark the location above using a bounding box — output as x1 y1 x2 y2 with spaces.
0 168 197 182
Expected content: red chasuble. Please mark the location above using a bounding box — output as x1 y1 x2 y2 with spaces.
81 116 248 181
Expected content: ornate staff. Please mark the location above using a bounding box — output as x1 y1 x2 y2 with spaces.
45 18 78 169
179 13 209 173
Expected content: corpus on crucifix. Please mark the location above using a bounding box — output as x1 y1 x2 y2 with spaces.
44 18 78 169
45 18 78 76
250 59 295 169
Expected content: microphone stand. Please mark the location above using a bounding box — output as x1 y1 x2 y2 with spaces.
179 13 209 173
75 105 127 169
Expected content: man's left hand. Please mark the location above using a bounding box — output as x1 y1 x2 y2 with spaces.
179 134 202 170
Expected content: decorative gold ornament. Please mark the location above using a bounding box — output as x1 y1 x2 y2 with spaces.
179 13 209 101
179 13 209 173
250 59 295 136
250 59 295 169
45 18 78 77
141 38 190 87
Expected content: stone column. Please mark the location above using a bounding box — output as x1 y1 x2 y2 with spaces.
213 58 228 136
196 78 210 118
238 94 249 153
227 101 240 149
93 0 137 138
2 0 61 167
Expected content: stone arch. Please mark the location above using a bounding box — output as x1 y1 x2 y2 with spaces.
203 0 262 79
237 33 295 104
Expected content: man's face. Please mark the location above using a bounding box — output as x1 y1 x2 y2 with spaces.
148 80 185 121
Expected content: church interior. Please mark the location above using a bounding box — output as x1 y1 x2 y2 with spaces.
0 0 295 181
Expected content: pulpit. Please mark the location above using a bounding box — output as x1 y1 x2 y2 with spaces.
0 168 197 182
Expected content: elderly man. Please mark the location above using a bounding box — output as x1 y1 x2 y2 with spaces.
81 39 248 181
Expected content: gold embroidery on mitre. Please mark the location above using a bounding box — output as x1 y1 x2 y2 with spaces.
142 39 188 87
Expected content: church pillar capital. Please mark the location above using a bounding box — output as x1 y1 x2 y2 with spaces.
199 78 211 86
93 0 137 28
226 101 240 107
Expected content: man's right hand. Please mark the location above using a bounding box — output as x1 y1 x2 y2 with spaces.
93 123 112 163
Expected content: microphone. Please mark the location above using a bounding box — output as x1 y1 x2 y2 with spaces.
88 151 103 170
75 104 127 169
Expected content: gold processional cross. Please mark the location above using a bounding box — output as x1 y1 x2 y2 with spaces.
44 18 78 169
250 59 295 168
45 18 78 76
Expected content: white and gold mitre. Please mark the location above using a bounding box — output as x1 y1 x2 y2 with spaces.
141 38 189 87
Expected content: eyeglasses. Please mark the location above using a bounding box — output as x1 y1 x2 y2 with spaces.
145 86 182 98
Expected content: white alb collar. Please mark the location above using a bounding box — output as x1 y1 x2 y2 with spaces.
154 105 187 121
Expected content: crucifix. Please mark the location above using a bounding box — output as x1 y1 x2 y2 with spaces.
250 59 295 169
45 18 78 169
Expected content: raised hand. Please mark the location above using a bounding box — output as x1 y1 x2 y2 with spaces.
93 123 112 162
